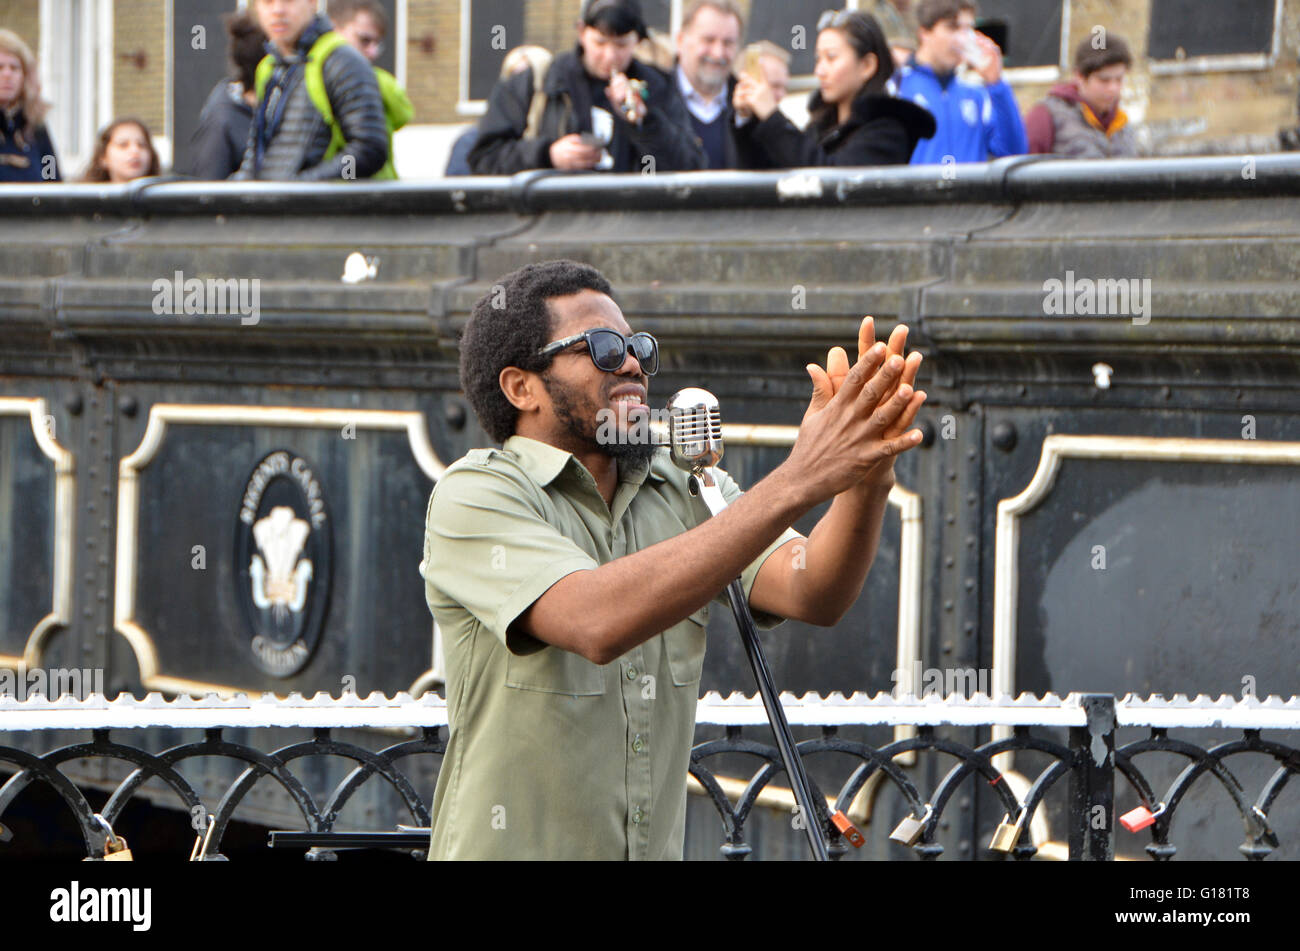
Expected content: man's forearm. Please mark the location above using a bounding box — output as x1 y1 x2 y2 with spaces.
783 478 894 624
520 464 814 664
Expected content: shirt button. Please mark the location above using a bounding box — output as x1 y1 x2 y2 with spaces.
632 806 644 824
632 734 644 753
625 665 638 681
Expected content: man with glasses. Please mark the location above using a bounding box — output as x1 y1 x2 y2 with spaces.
327 0 412 179
421 259 927 859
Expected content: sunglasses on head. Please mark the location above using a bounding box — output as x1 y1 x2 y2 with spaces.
817 9 855 30
536 328 659 376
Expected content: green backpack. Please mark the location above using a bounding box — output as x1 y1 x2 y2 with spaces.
255 31 408 180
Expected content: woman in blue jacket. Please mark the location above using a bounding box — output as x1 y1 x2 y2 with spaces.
732 10 934 167
0 29 60 183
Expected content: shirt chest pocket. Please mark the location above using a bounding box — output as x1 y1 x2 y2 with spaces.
505 644 606 696
663 607 709 687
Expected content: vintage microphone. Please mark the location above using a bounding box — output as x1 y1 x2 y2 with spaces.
664 388 864 861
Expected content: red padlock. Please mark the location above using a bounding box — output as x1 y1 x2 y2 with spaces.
832 810 866 848
1119 804 1159 832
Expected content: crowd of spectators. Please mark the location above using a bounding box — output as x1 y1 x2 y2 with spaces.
0 0 1158 185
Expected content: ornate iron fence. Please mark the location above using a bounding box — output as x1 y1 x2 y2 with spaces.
1 691 1296 860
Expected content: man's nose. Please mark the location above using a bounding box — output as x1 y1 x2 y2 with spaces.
616 348 641 374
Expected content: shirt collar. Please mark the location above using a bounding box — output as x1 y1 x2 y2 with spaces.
675 64 727 110
502 435 667 488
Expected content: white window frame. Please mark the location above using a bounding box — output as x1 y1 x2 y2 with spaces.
456 0 484 116
39 0 114 179
394 0 408 86
1148 0 1283 75
996 0 1071 86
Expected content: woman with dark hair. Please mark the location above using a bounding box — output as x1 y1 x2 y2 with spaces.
81 119 161 183
185 11 267 179
0 29 61 182
733 9 934 167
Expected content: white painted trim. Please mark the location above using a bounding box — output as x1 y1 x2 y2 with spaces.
989 434 1300 767
114 403 444 697
2 690 1298 732
1003 65 1062 86
457 0 473 113
1059 0 1072 71
1150 53 1273 75
40 0 101 176
395 0 408 86
164 0 174 142
96 0 113 131
0 399 76 672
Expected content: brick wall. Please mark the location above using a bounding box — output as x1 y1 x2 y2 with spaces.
404 0 588 124
0 1 41 53
1011 0 1300 152
6 0 1296 154
113 0 167 137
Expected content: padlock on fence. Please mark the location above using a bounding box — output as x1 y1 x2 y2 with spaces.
890 803 933 846
989 810 1027 852
103 835 134 861
831 809 865 848
92 814 133 862
1119 801 1165 833
189 814 217 862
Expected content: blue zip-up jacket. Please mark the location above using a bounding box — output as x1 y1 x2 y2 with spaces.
892 60 1027 165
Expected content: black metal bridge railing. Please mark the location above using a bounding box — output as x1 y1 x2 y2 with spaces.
1 691 1297 861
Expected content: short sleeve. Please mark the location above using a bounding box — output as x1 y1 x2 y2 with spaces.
713 467 803 630
420 464 598 655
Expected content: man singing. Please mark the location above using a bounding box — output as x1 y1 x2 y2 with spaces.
421 260 925 859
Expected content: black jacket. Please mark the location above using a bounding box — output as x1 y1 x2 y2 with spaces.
0 108 60 182
739 90 936 167
237 15 388 181
186 81 254 180
468 48 706 175
668 69 775 170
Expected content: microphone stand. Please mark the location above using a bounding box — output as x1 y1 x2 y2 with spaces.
688 466 834 862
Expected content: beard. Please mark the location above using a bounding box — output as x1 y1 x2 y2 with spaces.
694 58 731 93
542 371 657 468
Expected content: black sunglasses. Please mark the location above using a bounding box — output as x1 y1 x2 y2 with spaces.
536 328 659 376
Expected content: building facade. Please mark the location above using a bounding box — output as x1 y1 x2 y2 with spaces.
4 0 1297 176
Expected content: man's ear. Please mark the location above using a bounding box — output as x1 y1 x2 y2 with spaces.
499 366 541 414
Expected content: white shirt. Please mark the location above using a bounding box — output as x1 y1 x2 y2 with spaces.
675 65 728 125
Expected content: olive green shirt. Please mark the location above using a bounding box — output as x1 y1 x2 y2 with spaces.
420 436 799 860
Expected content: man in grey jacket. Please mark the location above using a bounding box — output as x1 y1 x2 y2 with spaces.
236 0 388 181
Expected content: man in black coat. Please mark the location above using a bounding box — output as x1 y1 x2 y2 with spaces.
468 0 704 175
